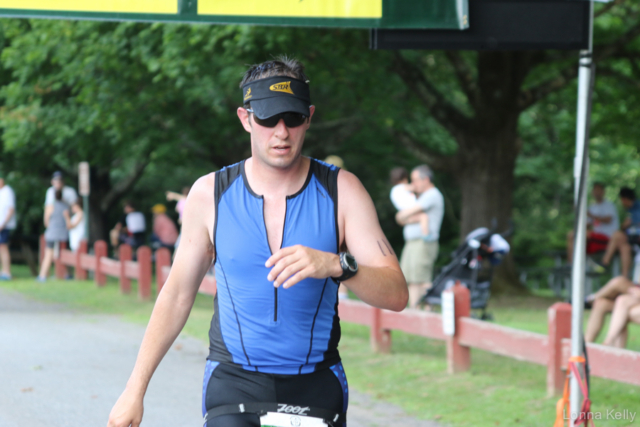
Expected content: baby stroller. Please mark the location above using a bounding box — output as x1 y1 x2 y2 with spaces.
420 226 511 320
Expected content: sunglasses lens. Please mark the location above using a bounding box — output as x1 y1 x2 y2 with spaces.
252 112 307 128
282 113 307 128
253 116 280 127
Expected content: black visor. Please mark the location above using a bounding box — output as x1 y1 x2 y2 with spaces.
242 76 311 119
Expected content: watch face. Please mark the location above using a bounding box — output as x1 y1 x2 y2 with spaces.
345 253 357 271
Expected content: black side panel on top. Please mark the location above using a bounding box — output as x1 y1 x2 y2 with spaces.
310 159 340 252
371 0 590 51
208 161 244 365
213 162 243 262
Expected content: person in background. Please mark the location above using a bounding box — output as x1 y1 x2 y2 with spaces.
566 182 619 265
389 167 431 240
601 284 640 347
150 204 178 250
37 189 69 282
64 201 85 252
0 171 17 280
110 201 146 253
595 187 640 278
166 186 190 251
45 171 78 207
584 275 635 344
395 165 445 309
324 155 350 300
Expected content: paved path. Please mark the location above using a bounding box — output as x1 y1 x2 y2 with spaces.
0 288 442 427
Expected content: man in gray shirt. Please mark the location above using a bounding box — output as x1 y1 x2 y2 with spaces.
395 165 444 308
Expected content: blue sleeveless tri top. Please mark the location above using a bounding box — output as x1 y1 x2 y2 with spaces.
208 158 341 375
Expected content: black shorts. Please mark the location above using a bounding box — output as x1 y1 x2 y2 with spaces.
202 361 348 427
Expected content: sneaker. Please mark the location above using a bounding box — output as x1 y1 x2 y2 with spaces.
588 258 606 274
36 276 46 283
0 273 11 281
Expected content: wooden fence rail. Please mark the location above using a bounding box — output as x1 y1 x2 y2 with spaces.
48 238 640 393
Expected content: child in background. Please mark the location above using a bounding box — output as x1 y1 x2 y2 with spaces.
389 167 432 240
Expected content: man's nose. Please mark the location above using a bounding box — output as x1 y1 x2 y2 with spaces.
273 118 289 136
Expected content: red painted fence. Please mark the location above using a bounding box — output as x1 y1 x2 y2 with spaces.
49 238 640 393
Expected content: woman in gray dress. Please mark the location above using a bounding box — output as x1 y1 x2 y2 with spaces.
37 189 69 281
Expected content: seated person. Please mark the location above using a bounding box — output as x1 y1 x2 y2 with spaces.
601 284 640 348
150 204 178 250
585 275 636 343
389 167 431 241
566 182 619 265
110 201 146 252
597 187 640 278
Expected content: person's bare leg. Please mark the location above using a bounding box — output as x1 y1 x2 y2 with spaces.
38 247 54 279
567 230 575 264
619 241 632 278
602 294 640 346
585 298 614 342
408 282 430 309
613 326 628 348
629 304 640 324
0 243 11 276
587 275 632 303
408 283 421 308
601 231 626 266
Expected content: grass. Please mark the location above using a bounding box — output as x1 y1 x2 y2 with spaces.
2 266 639 427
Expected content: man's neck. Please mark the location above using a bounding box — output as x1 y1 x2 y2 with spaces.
419 182 435 196
245 156 310 197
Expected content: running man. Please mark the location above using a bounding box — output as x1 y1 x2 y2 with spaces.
107 57 408 427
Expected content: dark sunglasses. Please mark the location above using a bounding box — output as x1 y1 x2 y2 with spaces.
246 109 308 128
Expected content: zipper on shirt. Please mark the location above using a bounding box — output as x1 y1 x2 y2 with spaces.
263 197 289 323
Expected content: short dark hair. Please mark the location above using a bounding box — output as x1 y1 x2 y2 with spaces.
412 164 434 181
240 56 309 108
593 182 605 189
620 187 635 200
124 200 136 210
389 167 408 185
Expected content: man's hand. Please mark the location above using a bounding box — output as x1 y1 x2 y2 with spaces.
265 245 342 289
107 388 144 427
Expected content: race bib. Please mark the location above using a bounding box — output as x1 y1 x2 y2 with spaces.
260 412 328 427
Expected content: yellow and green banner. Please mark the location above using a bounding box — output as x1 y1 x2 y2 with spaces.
0 0 468 30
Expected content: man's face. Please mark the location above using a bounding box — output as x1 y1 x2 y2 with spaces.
52 178 63 190
621 197 634 209
124 205 134 214
410 170 429 194
592 185 604 201
237 106 315 170
0 178 4 188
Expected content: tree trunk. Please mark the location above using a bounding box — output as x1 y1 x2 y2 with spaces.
455 118 527 294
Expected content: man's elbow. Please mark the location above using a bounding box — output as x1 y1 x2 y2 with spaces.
385 279 409 312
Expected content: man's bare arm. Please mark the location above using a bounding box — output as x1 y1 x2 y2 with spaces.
339 171 408 311
107 173 216 427
265 171 407 311
395 204 424 226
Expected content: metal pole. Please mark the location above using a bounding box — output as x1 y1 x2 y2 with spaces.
570 2 594 425
83 195 90 244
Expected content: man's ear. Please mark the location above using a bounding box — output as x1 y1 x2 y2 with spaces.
237 107 252 133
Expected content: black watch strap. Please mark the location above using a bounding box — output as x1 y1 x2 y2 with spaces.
334 252 358 282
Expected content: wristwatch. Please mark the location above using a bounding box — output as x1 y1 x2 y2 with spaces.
334 252 358 282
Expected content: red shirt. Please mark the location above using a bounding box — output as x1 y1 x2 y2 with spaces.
153 213 178 245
